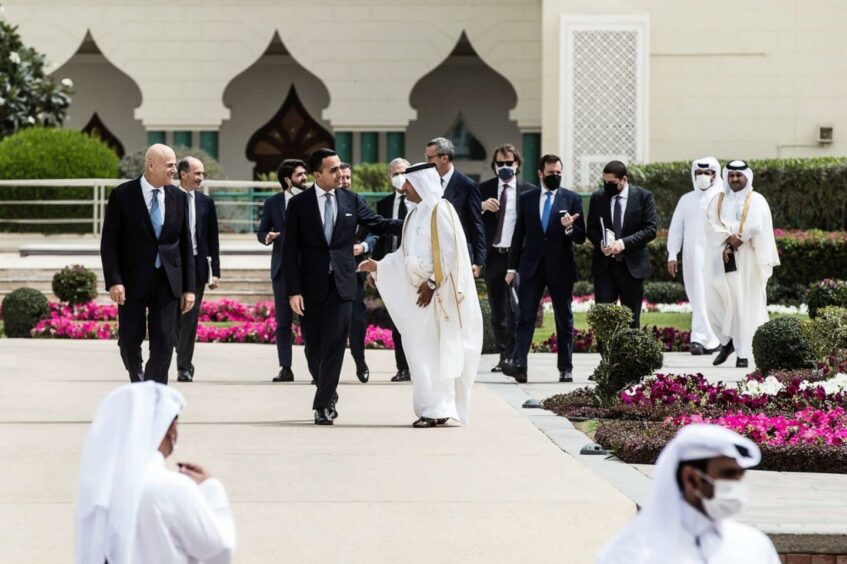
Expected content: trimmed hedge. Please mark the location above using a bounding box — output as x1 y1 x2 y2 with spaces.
52 264 97 306
752 317 815 375
0 287 50 337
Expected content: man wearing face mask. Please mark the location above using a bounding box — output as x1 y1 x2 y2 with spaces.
587 160 657 328
666 157 723 356
479 144 536 372
598 424 779 564
705 160 779 368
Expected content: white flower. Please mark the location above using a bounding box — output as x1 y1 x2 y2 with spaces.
9 51 21 65
26 116 35 124
766 304 809 315
61 77 73 88
655 302 693 314
0 96 5 106
739 375 783 397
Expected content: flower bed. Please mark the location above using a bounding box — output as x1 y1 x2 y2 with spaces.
532 326 690 353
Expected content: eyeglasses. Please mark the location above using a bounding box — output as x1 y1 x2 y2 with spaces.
495 160 515 167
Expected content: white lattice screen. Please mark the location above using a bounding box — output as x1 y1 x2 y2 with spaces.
559 16 649 190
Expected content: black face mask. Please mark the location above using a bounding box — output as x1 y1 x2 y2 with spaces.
542 174 561 190
603 181 620 197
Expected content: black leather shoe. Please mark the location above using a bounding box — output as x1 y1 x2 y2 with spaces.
491 360 505 373
736 358 749 368
412 417 438 428
314 409 333 425
177 370 193 382
690 342 705 356
713 341 735 366
273 367 294 382
356 364 370 383
391 369 411 382
559 370 573 383
502 361 527 384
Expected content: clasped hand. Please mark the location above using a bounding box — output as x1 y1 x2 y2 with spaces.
602 240 624 256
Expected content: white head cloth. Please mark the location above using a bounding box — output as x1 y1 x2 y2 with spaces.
721 159 754 195
404 162 443 208
690 156 725 209
598 424 761 564
76 382 186 564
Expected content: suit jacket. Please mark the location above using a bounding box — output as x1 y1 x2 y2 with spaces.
443 169 486 266
372 192 408 261
100 177 195 299
257 191 288 280
587 184 658 280
479 176 536 257
508 187 586 286
282 186 403 302
192 191 220 286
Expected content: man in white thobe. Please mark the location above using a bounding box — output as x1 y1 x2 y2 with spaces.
76 382 235 563
667 157 722 355
705 160 779 368
358 162 482 427
598 424 780 564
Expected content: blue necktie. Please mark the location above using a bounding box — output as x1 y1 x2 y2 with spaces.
541 190 554 232
323 192 335 244
150 188 163 268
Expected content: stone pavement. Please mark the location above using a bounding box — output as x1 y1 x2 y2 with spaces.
0 339 635 564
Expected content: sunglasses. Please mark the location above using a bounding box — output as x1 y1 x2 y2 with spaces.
495 160 515 167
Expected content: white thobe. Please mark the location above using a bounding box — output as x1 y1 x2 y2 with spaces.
667 189 720 349
134 452 235 563
705 188 779 359
374 201 482 423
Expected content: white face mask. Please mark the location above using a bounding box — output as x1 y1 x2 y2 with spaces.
695 470 747 521
390 174 406 192
694 174 714 190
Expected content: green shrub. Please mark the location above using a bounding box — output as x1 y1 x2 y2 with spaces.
594 328 664 406
52 264 97 305
0 287 50 338
807 279 847 318
573 280 594 297
119 146 225 180
586 303 633 352
803 306 847 359
0 128 119 233
752 317 815 374
350 162 391 192
643 281 687 304
479 298 497 354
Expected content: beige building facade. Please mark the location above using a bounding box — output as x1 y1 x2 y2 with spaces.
4 0 845 187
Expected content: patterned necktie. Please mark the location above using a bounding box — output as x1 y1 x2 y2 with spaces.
150 188 163 268
541 190 553 232
494 183 509 245
323 192 335 244
613 195 623 238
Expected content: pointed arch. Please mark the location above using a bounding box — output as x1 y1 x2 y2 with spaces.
82 113 125 157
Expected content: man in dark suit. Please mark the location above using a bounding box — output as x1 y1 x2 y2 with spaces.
257 158 308 382
283 148 403 425
100 144 196 384
479 143 536 372
340 162 378 383
425 137 486 275
372 157 411 382
175 156 220 382
587 160 658 328
502 154 586 384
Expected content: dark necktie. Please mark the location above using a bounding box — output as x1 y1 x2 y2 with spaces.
391 195 406 252
613 195 623 238
494 184 509 246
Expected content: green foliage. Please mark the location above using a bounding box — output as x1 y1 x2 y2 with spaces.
628 157 847 231
351 162 391 192
0 17 72 138
119 146 225 180
0 127 119 233
643 281 687 304
0 287 50 338
594 328 664 406
752 317 815 375
572 280 594 297
807 279 847 318
479 298 497 354
803 306 847 359
586 303 633 353
52 264 97 305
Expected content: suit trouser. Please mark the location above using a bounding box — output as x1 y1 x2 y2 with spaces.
594 259 644 328
175 261 206 374
118 267 178 385
513 268 574 372
391 325 409 371
483 250 516 361
348 275 367 368
302 275 352 410
272 276 294 368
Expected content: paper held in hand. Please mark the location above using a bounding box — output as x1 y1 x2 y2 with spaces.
600 218 616 248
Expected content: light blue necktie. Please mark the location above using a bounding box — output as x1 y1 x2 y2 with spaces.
541 190 554 232
323 192 335 244
150 188 163 268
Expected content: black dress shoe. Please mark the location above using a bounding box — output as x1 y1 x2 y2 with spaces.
690 342 705 356
177 370 193 382
412 417 438 428
391 369 411 382
736 358 749 368
435 418 449 426
712 340 735 366
491 360 505 373
559 370 573 383
314 409 333 425
272 367 294 382
502 361 527 384
356 364 370 383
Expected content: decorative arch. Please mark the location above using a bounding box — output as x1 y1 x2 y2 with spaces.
82 113 125 157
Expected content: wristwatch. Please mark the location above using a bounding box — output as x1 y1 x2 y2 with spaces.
426 278 437 290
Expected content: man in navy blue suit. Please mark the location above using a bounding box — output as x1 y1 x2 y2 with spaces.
257 158 308 383
425 137 486 275
282 148 403 425
502 154 586 384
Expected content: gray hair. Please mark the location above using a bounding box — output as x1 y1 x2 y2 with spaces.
387 157 410 173
426 137 454 161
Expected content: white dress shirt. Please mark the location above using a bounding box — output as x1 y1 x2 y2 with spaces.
609 184 630 226
180 187 198 256
494 181 517 249
140 174 166 217
314 183 337 226
439 165 455 189
392 191 405 219
134 452 235 564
